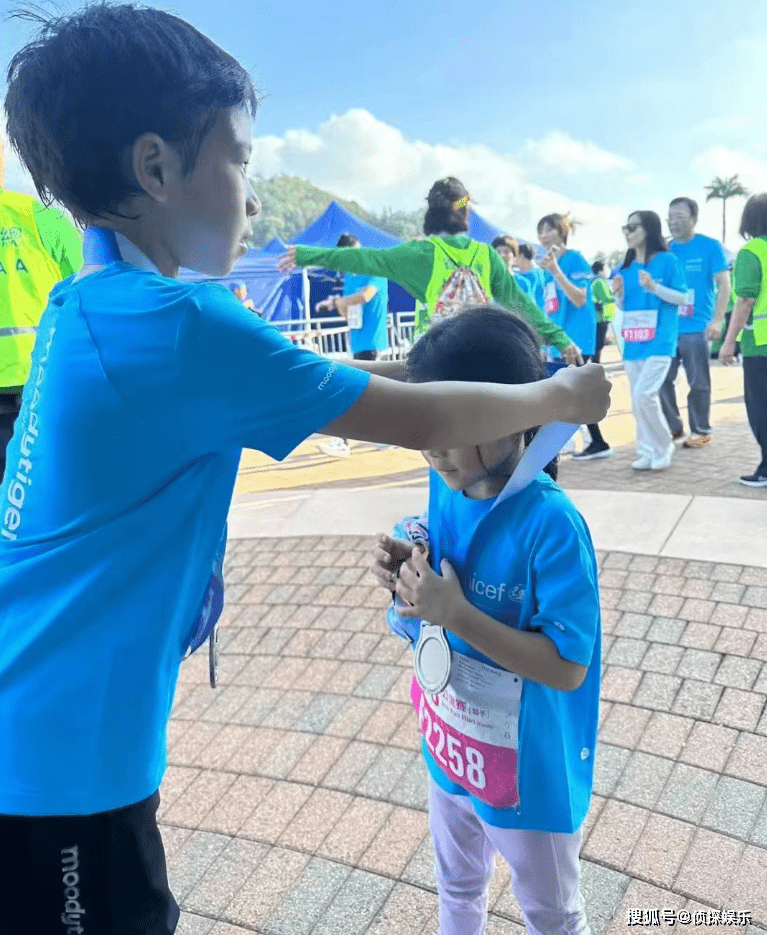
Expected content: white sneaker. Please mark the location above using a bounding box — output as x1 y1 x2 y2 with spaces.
650 443 675 471
319 438 351 457
632 457 652 470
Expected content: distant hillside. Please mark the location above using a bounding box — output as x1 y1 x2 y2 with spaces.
249 174 424 246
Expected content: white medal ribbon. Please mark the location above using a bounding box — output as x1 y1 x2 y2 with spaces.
413 420 579 694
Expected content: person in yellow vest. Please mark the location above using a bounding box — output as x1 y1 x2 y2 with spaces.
719 193 767 487
278 177 583 364
0 137 83 479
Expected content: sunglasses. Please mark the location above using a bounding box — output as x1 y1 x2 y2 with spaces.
622 223 642 234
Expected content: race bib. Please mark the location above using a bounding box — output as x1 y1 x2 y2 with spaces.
411 653 523 809
346 303 363 329
544 280 560 316
622 309 658 343
678 289 695 318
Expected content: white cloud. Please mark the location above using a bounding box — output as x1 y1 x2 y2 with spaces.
524 131 635 175
252 108 632 257
0 129 36 197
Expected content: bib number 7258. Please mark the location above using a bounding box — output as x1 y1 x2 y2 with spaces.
418 694 486 789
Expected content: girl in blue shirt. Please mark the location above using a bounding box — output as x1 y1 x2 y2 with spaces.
613 211 687 470
372 306 600 935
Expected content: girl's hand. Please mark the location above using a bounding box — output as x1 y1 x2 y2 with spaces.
561 343 583 366
638 270 656 293
277 246 297 272
538 250 560 274
396 546 466 627
611 275 624 303
371 534 415 590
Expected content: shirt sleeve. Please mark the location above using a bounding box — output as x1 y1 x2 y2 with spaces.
562 250 593 288
709 238 728 276
733 247 762 298
172 283 371 459
33 203 84 277
489 250 574 350
295 242 432 301
529 507 600 667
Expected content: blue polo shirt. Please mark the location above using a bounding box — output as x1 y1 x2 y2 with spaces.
544 250 596 357
669 234 728 334
0 265 369 815
390 470 601 833
343 272 389 354
620 252 686 360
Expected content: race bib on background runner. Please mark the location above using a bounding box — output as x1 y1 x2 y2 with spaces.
621 309 658 343
346 303 362 329
678 289 695 318
544 280 560 316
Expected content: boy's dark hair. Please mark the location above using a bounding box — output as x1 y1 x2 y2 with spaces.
591 260 605 275
5 3 260 223
537 213 569 244
518 243 535 261
739 193 767 239
621 210 668 270
491 234 518 255
406 305 557 480
669 196 698 221
423 176 470 236
336 233 361 248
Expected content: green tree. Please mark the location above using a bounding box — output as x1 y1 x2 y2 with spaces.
705 174 749 243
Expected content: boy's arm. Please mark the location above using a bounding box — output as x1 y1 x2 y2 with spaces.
489 251 578 356
320 365 611 449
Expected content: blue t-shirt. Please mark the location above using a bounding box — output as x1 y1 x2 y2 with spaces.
515 268 546 310
620 252 686 360
0 264 369 816
392 470 600 833
669 234 728 334
343 273 389 354
543 250 596 357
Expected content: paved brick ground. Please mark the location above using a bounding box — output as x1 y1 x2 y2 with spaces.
163 537 767 934
559 417 766 501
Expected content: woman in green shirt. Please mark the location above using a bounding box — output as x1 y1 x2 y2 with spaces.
279 177 582 364
720 194 767 487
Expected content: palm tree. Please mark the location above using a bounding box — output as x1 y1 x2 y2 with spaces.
705 175 749 243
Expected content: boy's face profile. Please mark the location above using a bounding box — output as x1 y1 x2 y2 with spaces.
130 105 260 277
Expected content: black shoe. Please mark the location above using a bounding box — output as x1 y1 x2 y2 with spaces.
573 441 613 461
739 473 767 488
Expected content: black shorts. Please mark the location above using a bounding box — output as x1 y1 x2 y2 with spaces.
353 349 378 361
0 791 179 935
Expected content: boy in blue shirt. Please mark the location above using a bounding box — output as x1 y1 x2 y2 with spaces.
0 6 610 933
660 197 730 448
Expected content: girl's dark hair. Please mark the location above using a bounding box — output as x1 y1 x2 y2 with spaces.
406 305 557 481
621 210 668 270
739 194 767 239
537 213 570 245
423 176 470 236
518 243 535 261
5 3 260 223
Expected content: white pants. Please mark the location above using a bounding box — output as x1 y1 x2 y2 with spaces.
428 778 591 935
624 356 673 461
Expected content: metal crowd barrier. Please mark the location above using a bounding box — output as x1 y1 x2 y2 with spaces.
271 310 417 360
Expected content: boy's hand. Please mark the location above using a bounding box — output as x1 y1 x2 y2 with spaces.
371 534 415 590
551 362 611 425
395 546 466 628
277 246 297 272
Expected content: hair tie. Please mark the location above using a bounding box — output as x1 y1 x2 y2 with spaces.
453 195 469 210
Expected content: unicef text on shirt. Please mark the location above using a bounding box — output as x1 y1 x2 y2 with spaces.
468 576 525 603
1 324 55 542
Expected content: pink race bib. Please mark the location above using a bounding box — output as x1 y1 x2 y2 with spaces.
544 281 560 316
411 652 523 809
621 309 658 343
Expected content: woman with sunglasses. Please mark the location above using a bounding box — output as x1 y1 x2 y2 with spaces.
613 212 687 470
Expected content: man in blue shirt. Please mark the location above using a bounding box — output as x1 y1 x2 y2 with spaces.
316 233 389 456
661 197 730 448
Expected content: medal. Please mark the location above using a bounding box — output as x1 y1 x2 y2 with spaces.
414 623 452 695
209 624 219 688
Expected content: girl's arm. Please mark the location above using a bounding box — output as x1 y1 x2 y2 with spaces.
320 365 611 450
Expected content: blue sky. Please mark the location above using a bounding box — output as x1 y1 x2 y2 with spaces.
3 0 766 256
